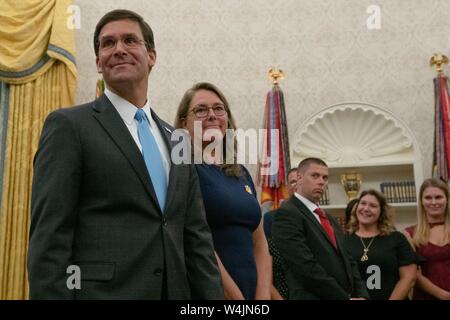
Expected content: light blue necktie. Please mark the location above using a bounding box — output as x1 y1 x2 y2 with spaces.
135 109 167 211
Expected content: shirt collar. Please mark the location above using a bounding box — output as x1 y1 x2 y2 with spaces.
104 88 152 126
294 192 319 213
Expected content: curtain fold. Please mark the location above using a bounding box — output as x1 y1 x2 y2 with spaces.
0 0 77 84
0 0 76 299
0 82 9 202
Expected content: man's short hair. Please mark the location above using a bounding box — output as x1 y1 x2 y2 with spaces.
297 157 328 173
287 168 299 176
94 9 155 56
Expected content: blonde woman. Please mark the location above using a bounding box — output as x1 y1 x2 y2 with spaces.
404 178 450 300
345 189 417 300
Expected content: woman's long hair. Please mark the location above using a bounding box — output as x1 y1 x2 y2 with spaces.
413 178 450 246
347 189 395 235
174 82 241 177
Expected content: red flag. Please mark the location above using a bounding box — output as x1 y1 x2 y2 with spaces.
258 85 290 212
432 75 450 182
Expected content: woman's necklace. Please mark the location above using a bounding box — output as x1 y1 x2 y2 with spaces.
359 236 376 262
428 221 445 228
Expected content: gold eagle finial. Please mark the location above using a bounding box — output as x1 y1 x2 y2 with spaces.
430 53 449 74
268 68 285 85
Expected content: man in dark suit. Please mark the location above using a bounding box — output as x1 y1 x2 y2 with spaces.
263 168 298 299
272 158 368 300
28 9 223 299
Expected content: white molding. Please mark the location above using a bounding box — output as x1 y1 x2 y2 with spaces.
292 102 417 165
291 101 423 209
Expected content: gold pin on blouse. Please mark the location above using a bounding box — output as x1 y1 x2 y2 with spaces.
245 185 253 194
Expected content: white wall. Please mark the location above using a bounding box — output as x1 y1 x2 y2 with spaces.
73 0 450 180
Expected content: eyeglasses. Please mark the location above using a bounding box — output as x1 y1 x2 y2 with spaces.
189 104 227 118
99 35 147 52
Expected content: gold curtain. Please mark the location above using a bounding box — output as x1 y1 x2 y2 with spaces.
0 0 77 299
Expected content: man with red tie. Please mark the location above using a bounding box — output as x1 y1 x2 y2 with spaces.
272 158 368 300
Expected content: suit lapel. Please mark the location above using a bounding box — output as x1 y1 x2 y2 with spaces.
92 95 160 211
150 109 182 215
330 219 345 251
329 218 354 280
291 196 338 250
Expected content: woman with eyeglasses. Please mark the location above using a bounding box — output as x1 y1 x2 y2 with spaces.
174 82 271 300
404 178 450 300
344 189 417 300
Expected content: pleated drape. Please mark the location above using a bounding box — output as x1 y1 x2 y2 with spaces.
0 0 76 299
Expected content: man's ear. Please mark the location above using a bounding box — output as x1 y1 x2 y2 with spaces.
148 48 157 69
297 171 303 184
180 117 187 129
96 56 102 74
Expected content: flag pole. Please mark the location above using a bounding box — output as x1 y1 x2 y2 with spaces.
431 53 450 183
258 68 290 212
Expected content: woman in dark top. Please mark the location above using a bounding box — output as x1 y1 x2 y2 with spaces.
403 178 450 300
174 82 271 300
345 189 416 300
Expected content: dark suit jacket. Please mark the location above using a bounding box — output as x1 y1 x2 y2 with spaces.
272 195 368 300
28 94 223 299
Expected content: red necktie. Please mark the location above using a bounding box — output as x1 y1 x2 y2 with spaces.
314 208 337 248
